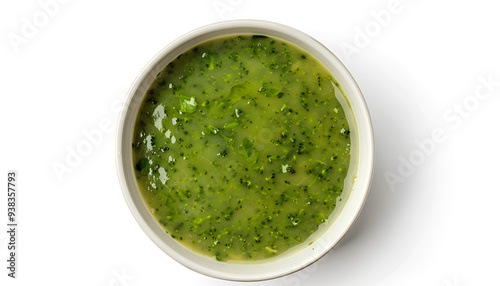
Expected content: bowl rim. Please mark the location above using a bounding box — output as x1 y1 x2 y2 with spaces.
116 19 374 281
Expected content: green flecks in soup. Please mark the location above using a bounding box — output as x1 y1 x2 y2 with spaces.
133 35 352 261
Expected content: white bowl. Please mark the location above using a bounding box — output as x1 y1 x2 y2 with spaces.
116 20 374 281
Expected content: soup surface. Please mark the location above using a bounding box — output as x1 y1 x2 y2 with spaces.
132 35 352 261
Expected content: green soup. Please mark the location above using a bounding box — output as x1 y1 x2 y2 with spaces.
132 35 352 261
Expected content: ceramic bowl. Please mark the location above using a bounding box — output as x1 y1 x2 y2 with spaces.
116 19 374 281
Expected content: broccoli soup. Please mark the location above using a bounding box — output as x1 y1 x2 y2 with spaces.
132 35 352 261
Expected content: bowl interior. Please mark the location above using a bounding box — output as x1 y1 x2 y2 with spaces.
116 20 374 281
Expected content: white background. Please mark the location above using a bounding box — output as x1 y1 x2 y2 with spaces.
1 0 499 285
